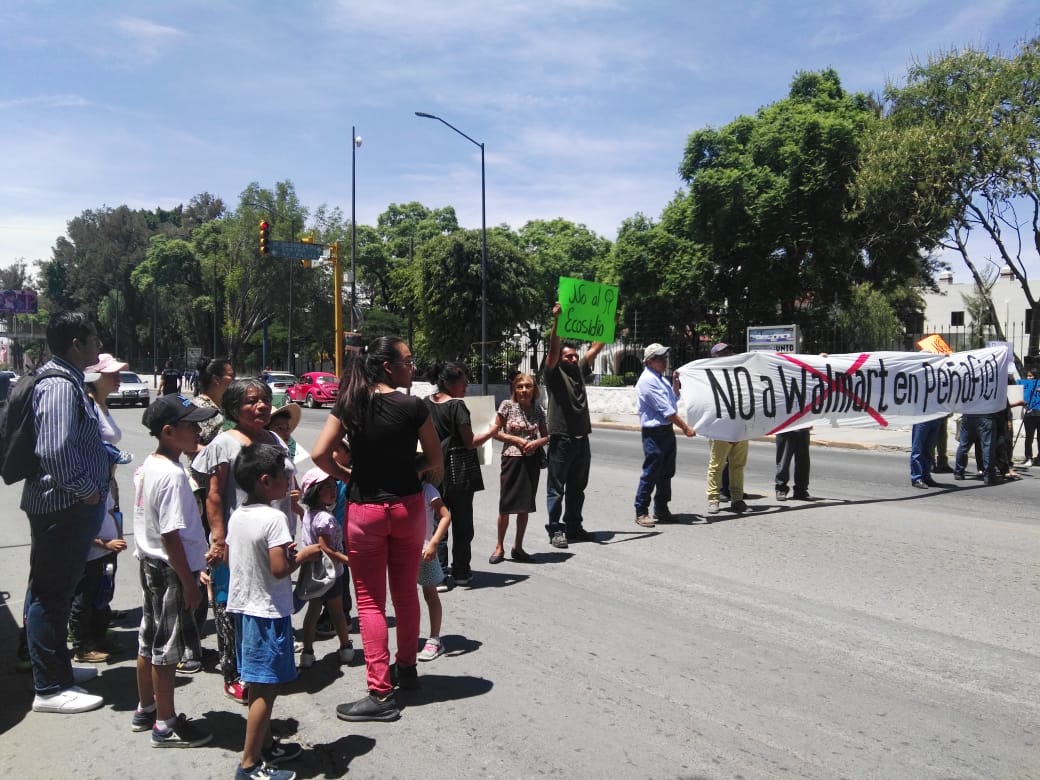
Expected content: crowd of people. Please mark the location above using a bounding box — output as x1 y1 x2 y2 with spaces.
14 309 1036 779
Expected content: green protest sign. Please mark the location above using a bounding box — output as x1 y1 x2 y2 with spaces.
556 276 618 343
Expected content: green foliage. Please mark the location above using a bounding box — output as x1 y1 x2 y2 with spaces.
403 228 536 362
857 37 1040 352
834 284 905 351
598 374 624 387
517 218 612 321
679 68 882 334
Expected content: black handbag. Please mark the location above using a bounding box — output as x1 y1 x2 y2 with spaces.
445 446 484 492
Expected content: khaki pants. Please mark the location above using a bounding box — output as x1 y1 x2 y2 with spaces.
707 439 748 501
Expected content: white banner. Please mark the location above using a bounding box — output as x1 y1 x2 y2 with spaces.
677 346 1012 441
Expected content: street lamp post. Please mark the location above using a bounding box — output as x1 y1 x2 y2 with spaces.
415 111 488 395
351 127 362 331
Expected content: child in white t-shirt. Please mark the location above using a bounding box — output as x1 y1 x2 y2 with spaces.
227 443 320 780
417 477 452 662
131 395 219 747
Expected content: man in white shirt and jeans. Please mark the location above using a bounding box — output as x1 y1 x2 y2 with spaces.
634 344 695 527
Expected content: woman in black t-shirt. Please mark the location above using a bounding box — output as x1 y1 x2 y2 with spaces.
312 337 442 723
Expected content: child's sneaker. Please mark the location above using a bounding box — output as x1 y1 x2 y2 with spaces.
298 651 316 669
262 738 303 765
417 637 443 662
337 642 355 664
130 706 157 732
235 763 297 780
224 680 249 705
151 713 212 748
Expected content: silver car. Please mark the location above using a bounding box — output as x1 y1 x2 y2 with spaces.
107 371 151 407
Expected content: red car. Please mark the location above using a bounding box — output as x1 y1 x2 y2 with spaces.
287 371 339 408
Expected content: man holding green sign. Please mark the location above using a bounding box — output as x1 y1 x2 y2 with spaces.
542 286 611 549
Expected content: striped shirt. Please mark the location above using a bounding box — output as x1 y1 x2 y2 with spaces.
20 357 110 515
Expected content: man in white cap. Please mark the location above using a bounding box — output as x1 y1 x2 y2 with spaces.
634 344 695 527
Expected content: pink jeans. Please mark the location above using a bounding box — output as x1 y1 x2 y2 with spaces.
346 493 425 694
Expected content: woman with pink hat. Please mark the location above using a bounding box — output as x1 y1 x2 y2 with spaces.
69 353 131 663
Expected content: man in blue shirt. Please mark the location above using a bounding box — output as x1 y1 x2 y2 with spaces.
634 344 695 527
23 312 110 714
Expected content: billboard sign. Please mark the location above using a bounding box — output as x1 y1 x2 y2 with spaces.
747 324 798 353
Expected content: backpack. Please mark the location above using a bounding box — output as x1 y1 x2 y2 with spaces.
0 369 77 485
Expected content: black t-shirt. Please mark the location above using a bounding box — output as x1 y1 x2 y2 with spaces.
347 391 429 503
160 368 181 395
544 356 593 436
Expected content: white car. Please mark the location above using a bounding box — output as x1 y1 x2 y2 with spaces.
261 372 298 391
107 371 151 407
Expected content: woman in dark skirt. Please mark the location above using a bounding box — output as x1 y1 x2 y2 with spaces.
488 373 548 564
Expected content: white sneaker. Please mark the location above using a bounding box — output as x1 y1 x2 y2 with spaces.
298 651 315 669
338 644 355 664
33 686 104 714
72 666 99 684
417 637 443 662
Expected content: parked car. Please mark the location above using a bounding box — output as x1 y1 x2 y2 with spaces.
260 371 298 392
287 371 339 408
107 371 151 407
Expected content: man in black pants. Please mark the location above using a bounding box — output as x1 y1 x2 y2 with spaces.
543 302 605 548
775 428 813 501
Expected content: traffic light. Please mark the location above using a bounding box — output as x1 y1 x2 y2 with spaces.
259 221 270 255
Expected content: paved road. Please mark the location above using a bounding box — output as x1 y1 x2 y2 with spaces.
0 408 1037 779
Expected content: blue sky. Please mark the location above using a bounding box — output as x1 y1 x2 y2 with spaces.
0 0 1036 278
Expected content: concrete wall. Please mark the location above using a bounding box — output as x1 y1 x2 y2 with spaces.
410 381 641 427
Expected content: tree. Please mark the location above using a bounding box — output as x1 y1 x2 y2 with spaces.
517 218 612 319
679 69 888 335
404 228 535 371
834 284 905 352
603 203 710 352
857 38 1040 355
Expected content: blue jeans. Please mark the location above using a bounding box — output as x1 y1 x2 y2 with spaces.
634 426 676 515
955 414 994 480
545 435 591 536
26 501 105 694
910 418 943 482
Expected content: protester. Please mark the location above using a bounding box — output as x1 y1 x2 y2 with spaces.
23 312 109 714
633 345 695 527
191 379 295 704
296 467 353 669
487 373 549 561
311 338 443 723
69 353 132 663
1021 370 1040 466
705 343 748 515
228 444 315 779
775 428 814 500
131 395 217 748
424 363 492 586
910 417 944 488
954 413 995 483
543 301 606 547
417 464 452 662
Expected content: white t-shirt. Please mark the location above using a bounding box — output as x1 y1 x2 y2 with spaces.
191 429 297 537
422 482 442 544
226 503 294 618
132 454 208 572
